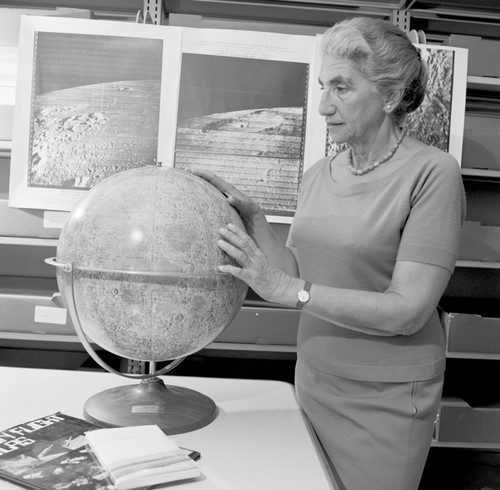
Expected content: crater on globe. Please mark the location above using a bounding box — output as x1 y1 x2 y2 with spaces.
47 166 248 434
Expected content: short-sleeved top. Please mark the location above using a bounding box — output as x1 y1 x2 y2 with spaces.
287 145 466 382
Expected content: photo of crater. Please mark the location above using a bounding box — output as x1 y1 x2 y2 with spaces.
174 53 310 217
27 31 163 190
405 46 454 151
326 46 456 158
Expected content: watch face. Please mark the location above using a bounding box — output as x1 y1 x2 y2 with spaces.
298 290 310 302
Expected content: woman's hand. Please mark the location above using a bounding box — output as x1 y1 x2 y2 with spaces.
217 223 299 307
190 168 300 279
189 169 265 229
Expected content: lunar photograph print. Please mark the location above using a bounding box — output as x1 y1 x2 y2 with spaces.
29 32 163 190
9 17 182 211
405 45 459 153
325 44 467 164
174 53 310 218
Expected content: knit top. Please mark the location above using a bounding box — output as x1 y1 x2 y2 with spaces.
287 145 466 382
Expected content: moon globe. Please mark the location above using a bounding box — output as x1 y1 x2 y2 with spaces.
46 166 247 434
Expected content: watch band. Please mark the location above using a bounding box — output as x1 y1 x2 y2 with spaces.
296 281 312 309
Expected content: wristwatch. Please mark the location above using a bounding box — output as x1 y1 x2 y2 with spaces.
296 281 312 309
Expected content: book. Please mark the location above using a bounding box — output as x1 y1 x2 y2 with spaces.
85 425 200 490
0 412 116 490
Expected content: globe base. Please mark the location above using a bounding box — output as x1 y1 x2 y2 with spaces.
83 377 218 435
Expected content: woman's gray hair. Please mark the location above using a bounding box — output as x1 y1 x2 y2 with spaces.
322 17 427 124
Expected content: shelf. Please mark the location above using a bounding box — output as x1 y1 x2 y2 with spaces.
0 331 78 343
0 330 297 360
0 140 11 158
408 2 500 39
410 0 500 20
411 6 500 24
431 440 500 449
208 341 296 354
467 75 500 93
164 0 396 27
0 0 144 19
8 330 500 360
455 260 500 269
461 168 500 180
447 352 500 360
0 236 58 247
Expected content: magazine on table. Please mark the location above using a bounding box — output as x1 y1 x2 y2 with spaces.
0 412 200 490
0 412 117 490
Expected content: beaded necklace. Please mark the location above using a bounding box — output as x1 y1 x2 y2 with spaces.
347 129 407 176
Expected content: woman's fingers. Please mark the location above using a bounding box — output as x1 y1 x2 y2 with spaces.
190 169 252 204
189 169 262 224
216 223 295 305
219 224 253 255
217 237 247 264
190 169 236 196
217 225 260 285
217 263 244 279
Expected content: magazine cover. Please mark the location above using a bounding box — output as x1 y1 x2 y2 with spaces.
0 412 119 490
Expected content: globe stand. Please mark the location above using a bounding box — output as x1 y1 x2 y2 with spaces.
46 258 219 435
83 376 218 435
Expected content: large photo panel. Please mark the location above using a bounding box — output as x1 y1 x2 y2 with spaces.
166 27 322 223
319 41 468 163
9 16 182 211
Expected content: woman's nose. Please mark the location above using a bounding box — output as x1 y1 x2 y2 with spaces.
318 91 335 117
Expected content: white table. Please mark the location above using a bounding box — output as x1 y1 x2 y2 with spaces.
0 367 335 489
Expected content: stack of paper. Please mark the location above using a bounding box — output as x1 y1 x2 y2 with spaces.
85 425 200 490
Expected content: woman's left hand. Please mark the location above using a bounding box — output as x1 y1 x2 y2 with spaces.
217 223 298 307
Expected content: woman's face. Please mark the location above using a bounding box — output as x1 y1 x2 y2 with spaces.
318 53 387 146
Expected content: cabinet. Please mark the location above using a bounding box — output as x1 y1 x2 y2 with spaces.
435 72 500 450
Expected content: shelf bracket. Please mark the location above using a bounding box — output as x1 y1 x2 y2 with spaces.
143 0 164 25
391 9 410 33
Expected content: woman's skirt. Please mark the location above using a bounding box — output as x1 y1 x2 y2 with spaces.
295 358 443 490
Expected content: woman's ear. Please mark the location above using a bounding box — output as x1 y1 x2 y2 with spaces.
384 91 404 114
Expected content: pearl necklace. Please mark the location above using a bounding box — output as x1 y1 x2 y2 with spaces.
347 129 407 176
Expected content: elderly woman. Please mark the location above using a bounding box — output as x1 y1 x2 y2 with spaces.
194 16 465 490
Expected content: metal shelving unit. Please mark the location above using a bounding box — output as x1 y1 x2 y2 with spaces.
1 0 500 452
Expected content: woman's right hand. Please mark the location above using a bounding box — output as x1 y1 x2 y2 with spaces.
189 168 265 228
190 168 298 278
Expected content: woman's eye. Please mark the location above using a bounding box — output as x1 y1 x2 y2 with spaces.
318 83 349 96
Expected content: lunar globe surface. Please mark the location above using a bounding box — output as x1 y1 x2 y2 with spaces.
56 166 248 363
